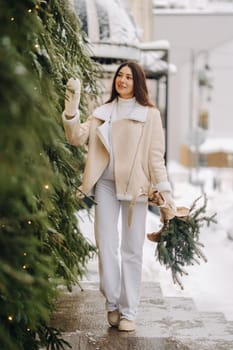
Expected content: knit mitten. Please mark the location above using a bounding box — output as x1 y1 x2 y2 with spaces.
64 77 81 116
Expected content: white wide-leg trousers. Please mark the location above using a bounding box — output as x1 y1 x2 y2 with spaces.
94 179 147 320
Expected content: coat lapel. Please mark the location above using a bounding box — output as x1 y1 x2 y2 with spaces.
93 102 114 153
96 121 110 152
93 99 149 123
93 99 149 153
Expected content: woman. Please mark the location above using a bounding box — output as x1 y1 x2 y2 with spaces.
62 61 175 332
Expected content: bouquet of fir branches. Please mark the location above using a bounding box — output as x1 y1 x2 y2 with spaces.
147 191 217 289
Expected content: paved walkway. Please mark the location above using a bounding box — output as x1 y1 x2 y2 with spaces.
51 282 233 350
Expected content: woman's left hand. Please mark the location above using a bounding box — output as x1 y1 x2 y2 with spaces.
160 191 176 211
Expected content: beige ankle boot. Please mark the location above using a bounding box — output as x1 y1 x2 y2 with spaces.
107 310 120 327
118 318 136 331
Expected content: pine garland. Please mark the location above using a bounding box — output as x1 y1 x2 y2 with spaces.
149 195 217 289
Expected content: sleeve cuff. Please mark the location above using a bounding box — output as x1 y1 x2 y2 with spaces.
62 110 80 123
156 181 172 193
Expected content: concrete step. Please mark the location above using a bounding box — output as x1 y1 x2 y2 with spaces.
199 311 233 340
163 296 206 340
81 281 164 299
50 282 233 350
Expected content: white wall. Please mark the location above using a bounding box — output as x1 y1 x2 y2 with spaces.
208 40 233 138
168 62 191 161
153 12 233 161
168 41 233 161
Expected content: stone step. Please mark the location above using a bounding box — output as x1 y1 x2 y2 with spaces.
163 296 207 340
59 331 206 350
199 311 233 340
50 282 233 350
81 281 164 299
139 281 164 300
59 331 198 350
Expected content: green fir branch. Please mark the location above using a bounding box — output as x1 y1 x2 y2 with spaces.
0 0 100 348
156 194 217 289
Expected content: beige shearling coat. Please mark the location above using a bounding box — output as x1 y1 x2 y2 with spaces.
62 99 171 203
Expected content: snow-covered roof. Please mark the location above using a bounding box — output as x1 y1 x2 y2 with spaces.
153 0 233 12
199 138 233 154
188 135 233 153
72 0 139 59
71 0 176 77
140 40 170 51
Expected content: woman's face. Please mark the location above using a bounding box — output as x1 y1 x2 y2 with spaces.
115 65 134 99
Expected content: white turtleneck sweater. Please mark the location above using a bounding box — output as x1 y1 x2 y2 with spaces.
101 96 136 181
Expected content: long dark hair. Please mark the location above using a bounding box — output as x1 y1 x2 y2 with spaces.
105 61 155 107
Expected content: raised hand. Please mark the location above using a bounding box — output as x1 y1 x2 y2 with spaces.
64 77 81 117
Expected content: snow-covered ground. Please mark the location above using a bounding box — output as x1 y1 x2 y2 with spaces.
77 161 233 320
